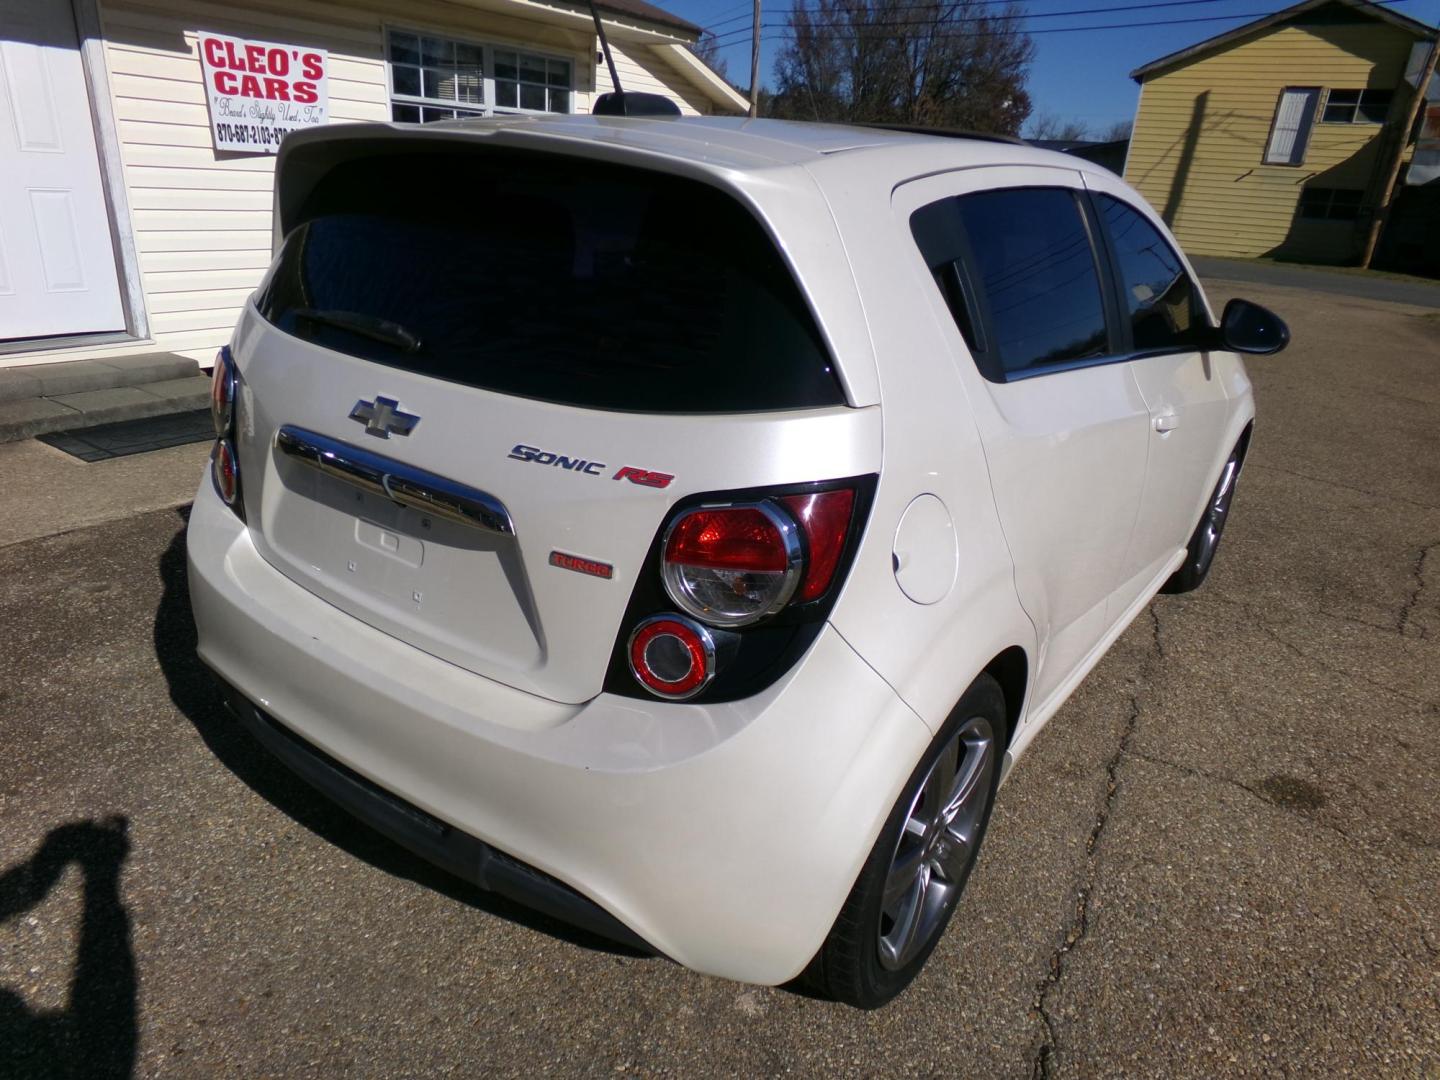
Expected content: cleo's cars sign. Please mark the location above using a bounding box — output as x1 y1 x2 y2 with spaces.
196 32 328 153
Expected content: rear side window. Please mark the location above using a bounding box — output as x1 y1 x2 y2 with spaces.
1096 195 1205 354
257 150 845 413
912 188 1111 380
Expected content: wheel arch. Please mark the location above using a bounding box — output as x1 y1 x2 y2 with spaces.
981 645 1029 748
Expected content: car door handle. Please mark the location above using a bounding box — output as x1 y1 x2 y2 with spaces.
1153 413 1179 434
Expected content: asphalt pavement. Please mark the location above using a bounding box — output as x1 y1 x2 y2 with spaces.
1 278 1437 1077
1190 256 1440 310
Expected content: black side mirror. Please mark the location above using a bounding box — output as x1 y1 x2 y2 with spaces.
1218 298 1290 355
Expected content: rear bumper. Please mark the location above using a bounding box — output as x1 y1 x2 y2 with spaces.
186 477 931 985
208 670 652 953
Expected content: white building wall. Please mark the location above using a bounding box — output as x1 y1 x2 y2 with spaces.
3 0 717 366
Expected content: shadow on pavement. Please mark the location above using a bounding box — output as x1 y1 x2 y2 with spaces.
0 816 136 1080
152 507 644 958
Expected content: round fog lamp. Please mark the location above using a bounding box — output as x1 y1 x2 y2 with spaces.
627 615 716 700
212 439 239 506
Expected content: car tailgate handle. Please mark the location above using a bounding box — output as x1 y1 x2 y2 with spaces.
1153 412 1180 434
276 425 515 536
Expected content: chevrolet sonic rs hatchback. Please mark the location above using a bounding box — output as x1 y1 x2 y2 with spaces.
188 115 1289 1008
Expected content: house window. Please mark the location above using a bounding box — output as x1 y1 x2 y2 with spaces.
494 50 570 113
1321 89 1393 124
1298 188 1364 221
1264 87 1320 165
387 29 572 123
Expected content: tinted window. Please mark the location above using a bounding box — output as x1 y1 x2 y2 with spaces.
910 199 985 355
951 188 1110 377
257 151 844 413
1097 195 1206 353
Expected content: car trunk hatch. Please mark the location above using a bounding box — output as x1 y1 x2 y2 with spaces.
227 136 877 706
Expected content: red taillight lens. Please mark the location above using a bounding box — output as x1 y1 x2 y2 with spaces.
628 615 715 699
212 439 239 505
665 507 790 571
210 346 235 436
662 503 800 627
780 489 856 602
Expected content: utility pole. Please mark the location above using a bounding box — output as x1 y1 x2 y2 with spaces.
748 0 761 118
1360 36 1438 268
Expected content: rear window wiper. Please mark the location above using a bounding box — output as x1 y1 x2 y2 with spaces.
291 308 422 353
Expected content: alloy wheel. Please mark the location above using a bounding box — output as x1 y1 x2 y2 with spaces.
876 714 997 971
1193 451 1242 580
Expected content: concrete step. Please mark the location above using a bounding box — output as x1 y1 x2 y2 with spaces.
0 353 210 444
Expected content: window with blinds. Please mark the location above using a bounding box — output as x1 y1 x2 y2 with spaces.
387 29 572 123
1264 87 1320 166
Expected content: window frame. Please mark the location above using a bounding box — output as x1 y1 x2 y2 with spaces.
1320 87 1393 125
911 185 1216 385
1297 186 1365 221
914 186 1124 383
1088 191 1212 362
1263 86 1321 167
384 25 575 122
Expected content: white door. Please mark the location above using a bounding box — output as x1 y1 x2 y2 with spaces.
1086 186 1235 601
899 168 1150 712
0 0 125 341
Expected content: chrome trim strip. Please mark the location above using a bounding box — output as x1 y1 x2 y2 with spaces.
275 425 514 537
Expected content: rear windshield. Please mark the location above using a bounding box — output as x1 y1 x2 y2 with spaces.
256 149 846 413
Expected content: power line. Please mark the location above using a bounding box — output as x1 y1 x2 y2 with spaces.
707 0 1417 45
703 0 1084 32
707 0 1223 37
698 1 762 33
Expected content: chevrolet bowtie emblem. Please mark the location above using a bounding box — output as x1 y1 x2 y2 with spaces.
349 396 419 439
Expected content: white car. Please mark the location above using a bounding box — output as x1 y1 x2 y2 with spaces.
188 115 1288 1007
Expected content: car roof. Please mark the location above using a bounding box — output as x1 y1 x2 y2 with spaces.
419 114 1084 177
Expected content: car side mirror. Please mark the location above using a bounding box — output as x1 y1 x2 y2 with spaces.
1217 298 1290 355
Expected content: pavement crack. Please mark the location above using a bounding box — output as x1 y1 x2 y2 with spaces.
1207 593 1437 712
1126 749 1267 803
1247 462 1440 513
1028 606 1162 1079
1397 539 1439 640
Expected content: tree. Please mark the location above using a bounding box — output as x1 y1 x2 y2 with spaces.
1026 113 1090 141
1098 118 1133 142
690 30 730 83
767 0 1034 135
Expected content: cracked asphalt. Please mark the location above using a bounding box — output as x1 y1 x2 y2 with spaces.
1 279 1437 1078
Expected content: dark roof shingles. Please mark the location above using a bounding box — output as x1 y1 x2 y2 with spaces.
591 0 702 36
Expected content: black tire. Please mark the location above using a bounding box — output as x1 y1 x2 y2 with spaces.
804 674 1007 1008
1161 431 1250 595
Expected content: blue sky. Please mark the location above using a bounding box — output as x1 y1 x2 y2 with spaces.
664 0 1440 135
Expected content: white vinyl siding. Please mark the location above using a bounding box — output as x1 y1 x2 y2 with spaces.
611 42 707 115
1 0 731 367
1264 86 1320 165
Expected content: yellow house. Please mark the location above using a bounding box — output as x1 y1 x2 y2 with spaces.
1124 0 1437 263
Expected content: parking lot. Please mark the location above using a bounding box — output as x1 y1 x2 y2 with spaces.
1 277 1437 1078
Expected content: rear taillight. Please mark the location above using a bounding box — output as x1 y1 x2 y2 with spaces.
210 346 235 436
212 439 239 505
610 477 873 704
662 503 801 627
628 615 716 699
209 346 243 518
779 489 855 602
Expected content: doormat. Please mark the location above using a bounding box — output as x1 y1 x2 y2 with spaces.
38 409 213 462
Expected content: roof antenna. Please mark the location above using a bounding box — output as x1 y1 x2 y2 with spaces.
587 0 682 117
